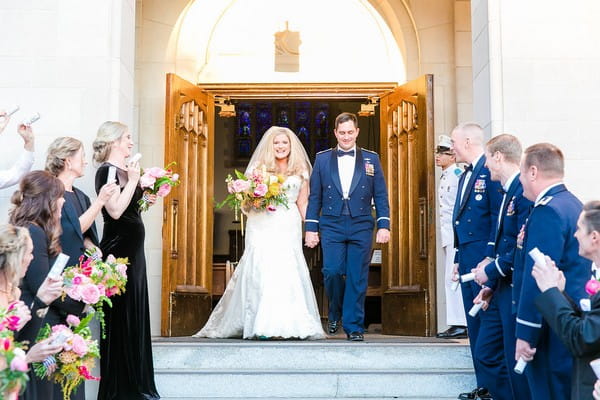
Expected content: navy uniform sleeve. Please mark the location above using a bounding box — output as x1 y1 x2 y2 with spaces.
372 154 390 230
516 206 565 346
305 154 322 232
535 288 600 357
485 194 533 281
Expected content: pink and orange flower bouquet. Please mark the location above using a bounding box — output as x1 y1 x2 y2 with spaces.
33 314 100 400
138 162 180 212
217 166 288 217
0 329 29 399
61 251 128 337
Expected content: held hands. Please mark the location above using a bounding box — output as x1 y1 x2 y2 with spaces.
515 338 536 362
473 287 494 311
531 255 565 292
36 276 63 305
304 231 319 248
376 228 390 244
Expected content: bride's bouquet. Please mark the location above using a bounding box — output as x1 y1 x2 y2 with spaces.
217 166 288 216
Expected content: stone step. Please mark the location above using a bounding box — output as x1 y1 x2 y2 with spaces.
153 337 476 399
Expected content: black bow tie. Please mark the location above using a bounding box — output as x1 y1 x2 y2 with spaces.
337 149 355 158
464 164 473 172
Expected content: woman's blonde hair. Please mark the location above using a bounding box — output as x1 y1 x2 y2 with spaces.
0 224 31 299
245 126 311 178
92 121 128 163
46 137 83 176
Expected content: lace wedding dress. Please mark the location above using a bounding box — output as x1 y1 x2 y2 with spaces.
194 175 325 339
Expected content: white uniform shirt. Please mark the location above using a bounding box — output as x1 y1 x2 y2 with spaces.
337 145 356 199
0 150 34 189
439 163 462 247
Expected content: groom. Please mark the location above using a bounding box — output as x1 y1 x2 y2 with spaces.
305 112 390 341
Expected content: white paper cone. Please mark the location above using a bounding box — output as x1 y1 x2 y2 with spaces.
590 358 600 378
461 272 475 283
529 247 546 266
514 357 527 374
468 302 484 317
451 280 460 291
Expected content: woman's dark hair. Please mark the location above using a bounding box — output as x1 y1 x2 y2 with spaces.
9 170 64 256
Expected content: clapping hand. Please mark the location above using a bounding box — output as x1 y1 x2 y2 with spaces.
531 255 566 292
17 123 34 151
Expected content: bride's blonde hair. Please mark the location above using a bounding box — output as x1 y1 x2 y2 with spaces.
245 126 312 178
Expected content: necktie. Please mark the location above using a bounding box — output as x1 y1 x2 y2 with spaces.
337 149 355 157
464 164 473 173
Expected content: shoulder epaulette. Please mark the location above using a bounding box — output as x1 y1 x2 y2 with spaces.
317 148 333 155
361 148 378 155
536 196 553 206
453 168 462 177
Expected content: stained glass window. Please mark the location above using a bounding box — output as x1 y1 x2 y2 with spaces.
231 101 332 164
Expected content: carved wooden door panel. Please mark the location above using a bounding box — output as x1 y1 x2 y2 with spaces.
379 75 436 336
161 73 214 336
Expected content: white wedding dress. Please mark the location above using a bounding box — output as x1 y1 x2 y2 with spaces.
194 175 326 339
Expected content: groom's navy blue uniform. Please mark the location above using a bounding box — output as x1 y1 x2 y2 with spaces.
306 147 390 335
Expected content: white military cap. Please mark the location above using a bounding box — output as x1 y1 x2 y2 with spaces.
436 135 453 151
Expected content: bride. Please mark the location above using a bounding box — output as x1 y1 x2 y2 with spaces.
194 126 325 339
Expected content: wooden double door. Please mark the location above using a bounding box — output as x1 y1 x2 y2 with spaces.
160 73 436 337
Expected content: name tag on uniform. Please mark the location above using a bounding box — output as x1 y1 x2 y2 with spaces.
365 161 374 176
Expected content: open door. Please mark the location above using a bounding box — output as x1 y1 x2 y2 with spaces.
379 75 436 336
161 73 215 336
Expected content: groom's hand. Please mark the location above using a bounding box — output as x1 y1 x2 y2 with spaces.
375 228 390 244
305 231 320 248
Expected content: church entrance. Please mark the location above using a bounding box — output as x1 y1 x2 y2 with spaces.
160 74 436 337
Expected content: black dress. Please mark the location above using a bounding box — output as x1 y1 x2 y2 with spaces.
54 188 99 400
95 163 160 400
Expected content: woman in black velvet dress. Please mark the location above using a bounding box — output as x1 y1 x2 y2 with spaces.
92 121 159 400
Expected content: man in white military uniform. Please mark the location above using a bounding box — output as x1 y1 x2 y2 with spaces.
435 135 467 338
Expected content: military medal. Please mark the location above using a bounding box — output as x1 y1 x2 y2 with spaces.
506 197 516 216
365 161 374 176
475 194 483 201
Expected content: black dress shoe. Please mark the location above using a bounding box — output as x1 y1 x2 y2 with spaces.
347 332 364 341
437 325 468 339
327 320 340 335
458 387 491 400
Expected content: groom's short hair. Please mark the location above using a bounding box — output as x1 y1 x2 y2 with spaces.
335 112 358 129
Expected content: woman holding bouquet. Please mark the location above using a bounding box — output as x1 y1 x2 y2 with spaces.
194 126 325 340
0 223 65 400
92 121 159 400
9 171 72 399
45 137 118 400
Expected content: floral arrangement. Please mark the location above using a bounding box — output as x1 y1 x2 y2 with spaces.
586 278 600 296
33 314 100 400
62 252 128 337
0 329 28 399
0 301 30 332
138 162 180 212
217 166 288 216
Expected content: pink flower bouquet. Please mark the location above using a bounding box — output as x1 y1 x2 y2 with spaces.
62 252 128 337
33 314 100 400
0 301 31 332
0 329 28 398
138 161 180 212
217 166 288 216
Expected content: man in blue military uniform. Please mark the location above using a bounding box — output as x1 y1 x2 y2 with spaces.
515 142 591 399
305 112 390 342
472 134 533 400
450 122 504 400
